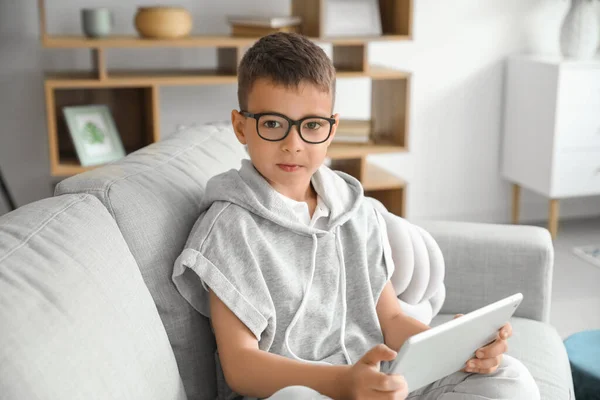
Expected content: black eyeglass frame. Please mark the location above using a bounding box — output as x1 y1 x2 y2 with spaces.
241 111 336 144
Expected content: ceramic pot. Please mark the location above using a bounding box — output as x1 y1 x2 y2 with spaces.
134 6 192 39
81 8 113 38
560 0 599 59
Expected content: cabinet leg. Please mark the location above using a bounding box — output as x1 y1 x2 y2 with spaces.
511 184 520 224
548 199 560 240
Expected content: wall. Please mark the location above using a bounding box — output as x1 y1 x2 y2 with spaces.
1 0 598 222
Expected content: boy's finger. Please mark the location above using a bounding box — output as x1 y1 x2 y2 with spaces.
360 344 397 366
467 354 503 371
500 322 513 339
476 338 508 359
369 372 406 392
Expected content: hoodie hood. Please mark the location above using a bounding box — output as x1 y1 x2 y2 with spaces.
200 159 364 235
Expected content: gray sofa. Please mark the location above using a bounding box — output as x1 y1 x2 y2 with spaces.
0 123 573 399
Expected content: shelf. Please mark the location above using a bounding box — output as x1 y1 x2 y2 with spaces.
365 186 405 216
52 158 96 176
368 66 411 80
362 164 405 191
327 142 406 160
54 156 410 183
41 34 410 49
292 0 412 40
44 67 409 89
47 87 157 177
45 70 238 88
329 157 406 216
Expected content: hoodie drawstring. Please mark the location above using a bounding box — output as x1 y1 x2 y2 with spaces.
283 230 352 365
336 226 352 365
284 234 328 365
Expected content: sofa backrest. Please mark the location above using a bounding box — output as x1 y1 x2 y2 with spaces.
0 194 186 400
55 123 248 400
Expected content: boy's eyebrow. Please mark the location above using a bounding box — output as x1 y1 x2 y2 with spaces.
249 110 333 119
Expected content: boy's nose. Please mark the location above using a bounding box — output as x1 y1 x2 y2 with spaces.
281 125 303 153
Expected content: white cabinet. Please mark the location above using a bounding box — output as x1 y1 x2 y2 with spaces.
501 55 600 238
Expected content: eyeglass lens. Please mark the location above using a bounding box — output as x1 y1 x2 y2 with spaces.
257 114 331 143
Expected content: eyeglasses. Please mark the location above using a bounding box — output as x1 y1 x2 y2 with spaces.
241 111 336 144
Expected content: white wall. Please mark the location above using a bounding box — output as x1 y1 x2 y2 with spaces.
1 0 598 222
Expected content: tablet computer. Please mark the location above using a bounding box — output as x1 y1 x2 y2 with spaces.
383 293 523 392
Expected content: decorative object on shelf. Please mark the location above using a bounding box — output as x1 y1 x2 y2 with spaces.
227 15 301 28
323 0 382 37
227 15 301 37
526 0 569 55
134 6 192 39
560 0 599 59
333 119 373 143
63 105 125 167
81 8 114 38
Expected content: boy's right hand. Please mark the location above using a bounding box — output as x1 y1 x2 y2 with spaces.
342 344 408 400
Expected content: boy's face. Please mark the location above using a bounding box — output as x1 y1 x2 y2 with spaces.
231 78 339 197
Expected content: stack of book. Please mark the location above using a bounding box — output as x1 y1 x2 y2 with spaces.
227 15 302 37
333 119 373 144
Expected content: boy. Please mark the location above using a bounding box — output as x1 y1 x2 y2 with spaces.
172 33 540 400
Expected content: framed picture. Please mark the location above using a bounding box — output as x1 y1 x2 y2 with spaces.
323 0 382 37
62 105 126 167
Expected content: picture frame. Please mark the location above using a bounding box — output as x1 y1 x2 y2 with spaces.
323 0 382 38
62 104 126 167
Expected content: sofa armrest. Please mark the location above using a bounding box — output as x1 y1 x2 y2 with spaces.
412 220 554 323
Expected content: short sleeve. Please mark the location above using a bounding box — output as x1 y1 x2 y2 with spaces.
172 203 276 349
374 208 395 281
363 205 396 306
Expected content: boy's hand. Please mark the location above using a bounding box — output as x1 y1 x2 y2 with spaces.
342 344 408 400
453 314 513 375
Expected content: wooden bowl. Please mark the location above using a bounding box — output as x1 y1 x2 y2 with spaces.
134 6 192 39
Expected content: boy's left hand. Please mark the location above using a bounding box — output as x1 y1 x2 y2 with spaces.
453 313 513 375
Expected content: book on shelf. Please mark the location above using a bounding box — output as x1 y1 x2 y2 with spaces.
332 119 372 144
230 24 298 37
227 15 302 28
332 135 372 144
228 15 302 37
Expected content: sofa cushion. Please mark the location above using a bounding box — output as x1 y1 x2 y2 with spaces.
0 194 186 400
433 314 574 400
55 123 248 400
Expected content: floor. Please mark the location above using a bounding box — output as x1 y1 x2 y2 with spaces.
542 216 600 339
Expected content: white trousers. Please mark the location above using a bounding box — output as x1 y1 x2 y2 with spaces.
264 355 540 400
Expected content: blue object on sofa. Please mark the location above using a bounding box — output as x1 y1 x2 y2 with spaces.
564 330 600 400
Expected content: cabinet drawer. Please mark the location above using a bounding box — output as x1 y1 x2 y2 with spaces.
556 69 600 150
556 107 600 150
552 151 600 197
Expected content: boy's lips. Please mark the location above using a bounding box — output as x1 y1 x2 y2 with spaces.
277 163 301 172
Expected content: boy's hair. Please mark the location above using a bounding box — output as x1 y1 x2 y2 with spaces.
237 32 336 111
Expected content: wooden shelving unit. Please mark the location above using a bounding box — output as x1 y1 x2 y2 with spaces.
44 66 410 88
39 0 412 216
42 34 411 48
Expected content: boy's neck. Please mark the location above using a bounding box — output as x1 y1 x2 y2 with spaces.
277 181 317 204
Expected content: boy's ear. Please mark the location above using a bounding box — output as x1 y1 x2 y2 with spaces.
231 110 248 145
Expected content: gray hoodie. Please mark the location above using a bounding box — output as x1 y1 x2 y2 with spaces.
173 159 394 398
